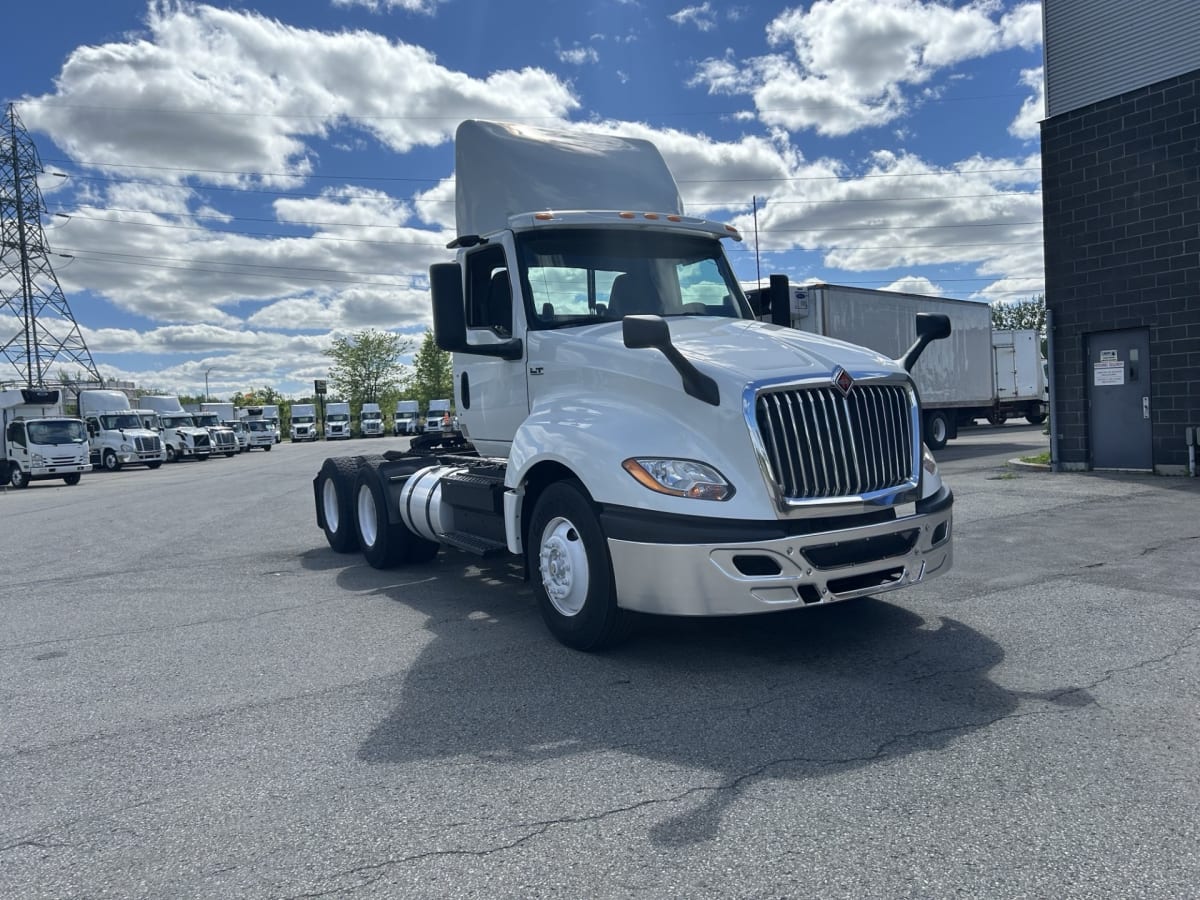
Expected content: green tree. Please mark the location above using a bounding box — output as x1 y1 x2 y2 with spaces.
991 295 1046 332
405 330 454 410
324 329 412 412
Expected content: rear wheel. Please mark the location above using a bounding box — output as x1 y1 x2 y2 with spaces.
528 481 630 651
317 457 363 553
353 465 439 568
63 474 82 486
986 410 1008 426
1026 411 1047 425
102 449 122 472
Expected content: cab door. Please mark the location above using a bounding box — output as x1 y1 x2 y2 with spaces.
458 240 529 455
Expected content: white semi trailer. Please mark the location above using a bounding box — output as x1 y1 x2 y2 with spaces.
78 389 165 471
1 388 92 488
313 120 954 651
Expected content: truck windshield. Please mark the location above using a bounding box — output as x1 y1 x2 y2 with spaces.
99 414 142 430
162 415 195 428
195 414 219 427
293 416 314 424
329 414 349 422
516 229 751 330
28 420 87 445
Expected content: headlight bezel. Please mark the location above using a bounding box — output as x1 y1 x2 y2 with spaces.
621 457 735 501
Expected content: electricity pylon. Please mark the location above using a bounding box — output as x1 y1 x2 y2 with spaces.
1 102 100 388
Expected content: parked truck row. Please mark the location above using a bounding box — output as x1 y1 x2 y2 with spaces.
746 283 1047 450
313 119 955 651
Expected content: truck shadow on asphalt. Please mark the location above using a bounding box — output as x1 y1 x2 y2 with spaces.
315 550 1090 848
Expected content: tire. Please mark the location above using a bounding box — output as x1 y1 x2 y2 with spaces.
10 464 29 489
353 465 439 568
317 457 363 553
225 451 236 458
1026 412 1047 425
165 445 178 463
924 410 950 451
102 449 122 472
986 411 1008 426
147 461 163 470
63 474 82 486
528 480 630 651
264 444 272 452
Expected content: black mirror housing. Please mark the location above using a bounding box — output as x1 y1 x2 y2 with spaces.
430 262 467 353
769 274 791 327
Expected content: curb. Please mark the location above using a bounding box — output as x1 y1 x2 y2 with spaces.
1007 457 1051 471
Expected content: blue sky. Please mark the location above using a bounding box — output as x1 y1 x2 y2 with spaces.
1 0 1045 399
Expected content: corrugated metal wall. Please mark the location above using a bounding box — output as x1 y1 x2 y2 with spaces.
1044 0 1200 117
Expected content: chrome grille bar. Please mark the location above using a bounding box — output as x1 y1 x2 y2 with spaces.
755 383 915 500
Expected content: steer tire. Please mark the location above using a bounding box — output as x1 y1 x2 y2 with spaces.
1026 412 1047 425
165 445 178 463
264 444 272 452
147 461 163 470
10 464 29 489
63 474 82 486
924 410 951 451
317 456 364 553
528 480 631 651
102 449 122 472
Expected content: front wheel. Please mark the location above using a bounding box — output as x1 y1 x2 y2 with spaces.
165 445 178 463
528 481 630 651
102 449 122 472
1026 412 1047 425
147 461 163 470
9 464 29 489
225 451 236 458
63 474 82 486
924 410 950 451
264 444 272 452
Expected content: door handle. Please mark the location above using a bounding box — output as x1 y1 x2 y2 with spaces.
1142 396 1150 419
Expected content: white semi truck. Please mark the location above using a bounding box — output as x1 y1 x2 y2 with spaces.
313 120 954 650
139 395 212 462
359 402 385 437
262 404 282 443
424 398 452 434
77 389 165 471
202 401 246 451
324 401 351 440
291 403 318 441
1 388 91 488
191 408 239 457
393 400 420 435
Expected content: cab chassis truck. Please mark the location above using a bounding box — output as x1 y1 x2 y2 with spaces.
313 120 954 650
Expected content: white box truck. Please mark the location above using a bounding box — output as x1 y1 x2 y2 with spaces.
990 329 1047 426
313 120 954 651
359 402 384 437
78 389 165 471
1 388 91 488
291 403 318 441
393 400 420 435
139 395 212 461
262 404 282 443
324 401 351 440
750 283 1044 448
238 406 275 450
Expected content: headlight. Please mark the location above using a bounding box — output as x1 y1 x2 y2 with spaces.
922 445 939 476
120 442 133 452
31 453 46 466
622 458 734 501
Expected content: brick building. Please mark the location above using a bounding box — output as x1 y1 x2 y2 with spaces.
1041 0 1200 473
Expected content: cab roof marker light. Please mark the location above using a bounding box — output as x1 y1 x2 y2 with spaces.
619 211 636 218
535 212 554 220
643 212 660 220
667 214 682 222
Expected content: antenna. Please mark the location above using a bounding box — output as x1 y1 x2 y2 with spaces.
0 103 100 387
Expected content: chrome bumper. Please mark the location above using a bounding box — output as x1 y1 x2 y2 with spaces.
607 493 952 616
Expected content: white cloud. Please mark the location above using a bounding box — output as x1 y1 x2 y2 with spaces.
670 3 718 31
557 45 600 65
20 4 578 183
331 0 445 14
692 0 1044 136
883 275 944 296
1009 67 1045 140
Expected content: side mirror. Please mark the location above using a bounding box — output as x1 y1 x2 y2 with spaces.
899 313 952 372
430 262 523 360
623 315 719 406
769 274 791 327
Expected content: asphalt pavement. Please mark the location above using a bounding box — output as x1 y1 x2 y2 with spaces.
1 424 1197 899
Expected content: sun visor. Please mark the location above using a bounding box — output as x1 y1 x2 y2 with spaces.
454 120 684 238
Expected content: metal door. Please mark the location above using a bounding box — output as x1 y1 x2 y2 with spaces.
1087 328 1152 470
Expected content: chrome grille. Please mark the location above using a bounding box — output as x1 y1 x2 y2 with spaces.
135 436 162 453
755 383 915 500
